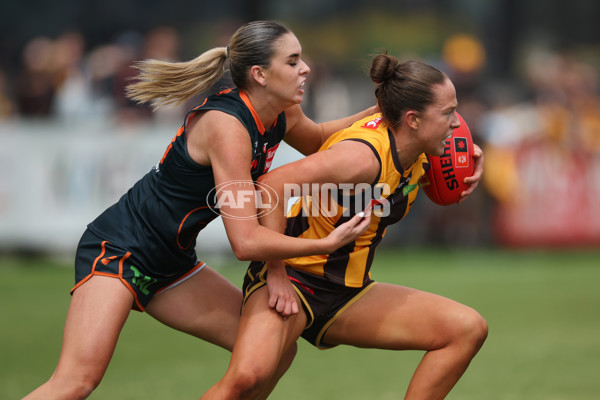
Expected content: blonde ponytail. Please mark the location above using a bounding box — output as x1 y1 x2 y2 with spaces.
126 21 292 110
125 47 228 110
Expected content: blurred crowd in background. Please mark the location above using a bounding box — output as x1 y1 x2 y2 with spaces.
0 27 184 123
1 0 599 253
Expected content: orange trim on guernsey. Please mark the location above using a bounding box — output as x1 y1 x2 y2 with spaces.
159 125 184 165
239 90 267 135
159 97 208 165
177 206 211 250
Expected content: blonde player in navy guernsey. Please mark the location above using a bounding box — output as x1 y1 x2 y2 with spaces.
24 21 375 400
202 55 486 400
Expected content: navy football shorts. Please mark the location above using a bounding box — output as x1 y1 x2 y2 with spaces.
243 260 376 349
72 228 205 311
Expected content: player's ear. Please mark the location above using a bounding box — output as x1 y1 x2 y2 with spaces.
250 65 267 87
406 111 419 129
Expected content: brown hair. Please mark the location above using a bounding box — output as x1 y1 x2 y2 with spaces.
370 54 447 126
126 21 291 109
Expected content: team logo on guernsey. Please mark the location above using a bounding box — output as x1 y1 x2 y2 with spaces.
264 144 279 172
402 184 417 197
362 117 382 129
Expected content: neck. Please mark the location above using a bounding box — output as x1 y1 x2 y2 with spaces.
391 126 420 170
242 89 282 130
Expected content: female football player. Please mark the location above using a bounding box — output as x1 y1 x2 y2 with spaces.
23 21 375 400
201 54 486 400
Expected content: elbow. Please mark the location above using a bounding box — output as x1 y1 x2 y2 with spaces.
256 174 269 186
232 250 254 262
230 237 283 261
229 239 256 261
226 222 270 261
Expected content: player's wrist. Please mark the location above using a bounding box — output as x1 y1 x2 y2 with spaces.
321 235 338 254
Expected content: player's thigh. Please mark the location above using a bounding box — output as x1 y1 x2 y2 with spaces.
324 282 480 350
56 275 133 378
146 265 243 350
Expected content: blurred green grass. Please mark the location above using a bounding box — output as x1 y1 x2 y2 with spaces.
2 248 599 399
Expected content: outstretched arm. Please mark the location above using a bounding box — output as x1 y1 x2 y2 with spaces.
188 109 369 261
283 103 379 155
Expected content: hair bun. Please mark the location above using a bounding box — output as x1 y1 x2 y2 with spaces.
370 53 399 85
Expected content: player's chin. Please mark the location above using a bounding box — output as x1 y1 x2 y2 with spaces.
293 92 305 104
429 143 446 157
281 96 303 109
285 94 303 106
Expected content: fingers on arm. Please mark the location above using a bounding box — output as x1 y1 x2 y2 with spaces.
460 143 484 200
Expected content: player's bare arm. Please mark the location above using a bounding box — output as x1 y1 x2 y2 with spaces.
284 103 379 155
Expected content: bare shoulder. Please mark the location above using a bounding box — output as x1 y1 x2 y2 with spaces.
325 139 381 182
186 110 250 165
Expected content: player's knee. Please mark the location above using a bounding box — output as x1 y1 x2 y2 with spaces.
51 369 103 399
227 363 271 398
71 376 102 399
70 383 96 400
456 307 488 352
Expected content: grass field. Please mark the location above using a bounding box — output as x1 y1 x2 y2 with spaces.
2 247 599 399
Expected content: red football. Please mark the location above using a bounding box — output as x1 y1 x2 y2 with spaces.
420 113 475 206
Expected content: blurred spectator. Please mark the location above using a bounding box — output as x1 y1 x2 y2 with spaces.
84 44 126 119
523 49 600 153
143 26 184 122
52 31 96 119
111 30 151 123
0 68 15 119
15 36 57 117
112 26 183 124
142 26 180 61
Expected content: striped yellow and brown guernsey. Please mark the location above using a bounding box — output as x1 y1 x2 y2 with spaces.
284 113 429 288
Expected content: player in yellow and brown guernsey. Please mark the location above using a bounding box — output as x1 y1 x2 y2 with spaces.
243 111 431 348
201 55 487 400
284 112 428 289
